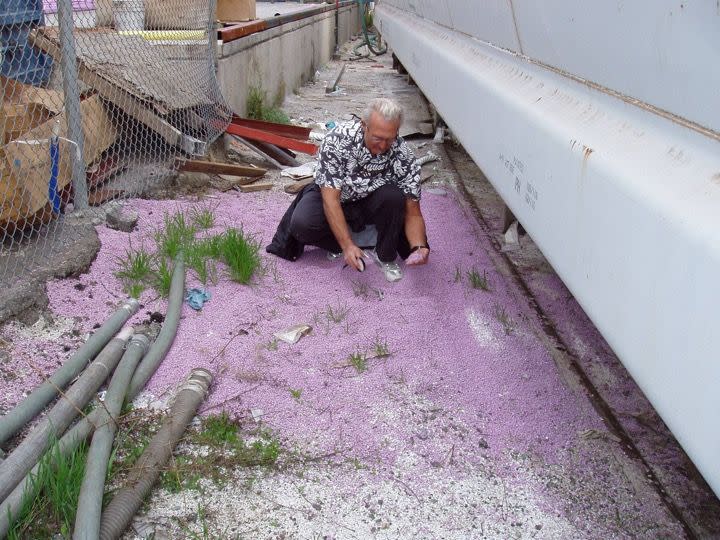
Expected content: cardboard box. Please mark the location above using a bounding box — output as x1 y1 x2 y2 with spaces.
1 95 117 226
216 0 256 22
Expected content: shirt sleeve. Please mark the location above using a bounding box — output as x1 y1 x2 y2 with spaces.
392 140 421 200
314 131 346 190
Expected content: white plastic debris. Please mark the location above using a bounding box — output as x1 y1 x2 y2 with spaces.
250 408 265 423
273 324 313 344
501 221 520 252
280 162 318 179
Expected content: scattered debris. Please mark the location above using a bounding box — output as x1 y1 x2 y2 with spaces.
273 323 313 344
250 408 264 423
236 182 273 193
501 221 520 252
280 161 317 180
284 177 313 194
185 288 211 311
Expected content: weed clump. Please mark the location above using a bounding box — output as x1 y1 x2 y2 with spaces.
220 228 262 284
7 441 89 539
246 86 290 124
114 206 262 296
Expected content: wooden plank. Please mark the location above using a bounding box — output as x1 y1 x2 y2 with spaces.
284 177 313 194
176 158 266 177
237 182 273 193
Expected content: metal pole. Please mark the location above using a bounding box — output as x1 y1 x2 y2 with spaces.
57 0 89 210
335 0 339 56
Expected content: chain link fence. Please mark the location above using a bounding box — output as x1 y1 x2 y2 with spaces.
0 0 232 286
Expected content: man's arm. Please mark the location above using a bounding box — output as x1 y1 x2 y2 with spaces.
321 187 366 271
405 198 430 265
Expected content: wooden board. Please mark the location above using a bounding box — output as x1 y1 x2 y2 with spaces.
237 182 273 193
177 158 266 177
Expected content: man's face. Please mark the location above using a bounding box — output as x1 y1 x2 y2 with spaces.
363 111 400 156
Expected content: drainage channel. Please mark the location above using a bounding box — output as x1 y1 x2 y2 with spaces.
445 146 696 540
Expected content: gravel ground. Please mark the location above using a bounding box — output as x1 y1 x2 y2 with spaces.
1 38 718 539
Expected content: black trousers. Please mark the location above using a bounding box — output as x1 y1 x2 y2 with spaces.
288 183 411 262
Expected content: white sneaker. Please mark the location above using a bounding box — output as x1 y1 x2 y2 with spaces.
369 250 402 282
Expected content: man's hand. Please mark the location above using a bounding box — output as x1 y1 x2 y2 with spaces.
404 199 429 265
343 244 366 271
406 246 429 266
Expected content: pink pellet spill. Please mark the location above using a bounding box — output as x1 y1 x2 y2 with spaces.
1 189 621 518
29 189 600 461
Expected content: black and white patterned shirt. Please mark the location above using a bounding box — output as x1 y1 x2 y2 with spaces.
314 120 421 203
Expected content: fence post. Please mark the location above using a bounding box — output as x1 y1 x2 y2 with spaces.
57 0 88 210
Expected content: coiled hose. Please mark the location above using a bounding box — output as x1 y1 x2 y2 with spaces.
354 0 387 57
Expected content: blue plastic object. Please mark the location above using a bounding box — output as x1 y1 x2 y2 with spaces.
0 0 53 86
48 136 61 213
185 288 212 311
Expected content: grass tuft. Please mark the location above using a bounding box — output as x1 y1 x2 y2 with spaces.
348 350 368 373
190 204 216 230
7 440 89 539
467 268 491 291
493 304 515 335
371 335 390 358
154 257 174 298
155 211 196 260
114 245 153 283
246 86 290 124
193 412 240 446
220 228 262 284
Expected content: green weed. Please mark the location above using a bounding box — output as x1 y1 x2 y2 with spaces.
7 441 89 539
348 351 368 374
325 302 349 324
467 268 491 291
289 388 303 400
246 86 290 124
453 265 462 283
114 245 153 283
125 282 146 299
190 205 216 230
220 228 262 284
371 335 390 358
154 257 174 297
155 211 196 259
493 304 514 335
162 455 202 493
192 412 240 447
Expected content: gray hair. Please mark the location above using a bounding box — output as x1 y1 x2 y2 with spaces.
361 98 403 125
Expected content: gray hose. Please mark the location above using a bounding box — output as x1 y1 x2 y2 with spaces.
0 328 133 504
98 368 213 540
0 299 139 447
73 334 150 540
128 258 185 398
0 334 155 538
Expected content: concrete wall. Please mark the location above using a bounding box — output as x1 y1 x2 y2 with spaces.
218 5 360 115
